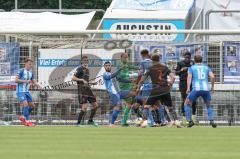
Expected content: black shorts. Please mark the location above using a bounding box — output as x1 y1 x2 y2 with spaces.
146 93 173 107
78 85 96 104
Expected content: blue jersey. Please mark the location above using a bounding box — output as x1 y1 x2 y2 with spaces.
188 64 212 91
103 72 117 94
140 58 152 84
16 68 34 93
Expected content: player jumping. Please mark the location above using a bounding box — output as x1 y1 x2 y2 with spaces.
15 58 42 127
184 55 217 128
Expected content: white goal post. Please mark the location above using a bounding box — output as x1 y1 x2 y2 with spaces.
0 29 240 35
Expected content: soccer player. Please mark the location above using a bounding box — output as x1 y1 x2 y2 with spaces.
103 61 136 127
137 50 167 127
116 53 137 126
15 58 42 126
138 50 152 103
175 51 197 125
137 54 181 128
72 56 99 126
135 50 156 127
184 55 217 128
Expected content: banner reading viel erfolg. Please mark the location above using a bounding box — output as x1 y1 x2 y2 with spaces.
0 43 20 86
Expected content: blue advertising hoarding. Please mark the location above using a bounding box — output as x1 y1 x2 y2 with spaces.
0 43 20 86
112 0 195 11
224 42 240 84
103 19 186 42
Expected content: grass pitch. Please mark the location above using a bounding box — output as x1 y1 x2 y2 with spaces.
0 126 240 159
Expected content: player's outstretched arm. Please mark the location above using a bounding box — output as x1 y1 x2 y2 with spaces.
111 68 122 79
72 75 88 84
32 79 42 90
116 75 131 83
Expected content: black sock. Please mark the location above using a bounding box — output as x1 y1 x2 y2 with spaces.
153 110 160 124
164 110 171 122
77 110 86 124
170 111 178 121
133 108 142 118
89 108 97 122
192 102 197 115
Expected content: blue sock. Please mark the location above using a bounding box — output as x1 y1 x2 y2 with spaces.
111 109 120 124
158 107 165 123
28 107 33 114
22 107 30 120
142 108 149 120
148 109 154 127
184 104 192 122
207 106 214 121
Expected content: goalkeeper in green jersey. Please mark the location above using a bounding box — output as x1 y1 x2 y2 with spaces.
116 52 138 127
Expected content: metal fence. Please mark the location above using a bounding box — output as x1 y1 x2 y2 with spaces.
0 39 240 126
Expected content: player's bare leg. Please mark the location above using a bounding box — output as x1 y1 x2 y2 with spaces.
205 101 217 128
110 106 121 128
77 102 87 126
87 102 99 127
184 99 195 128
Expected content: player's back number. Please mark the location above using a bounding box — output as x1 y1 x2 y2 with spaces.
197 68 206 80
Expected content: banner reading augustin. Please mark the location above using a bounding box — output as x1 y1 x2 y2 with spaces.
103 19 185 42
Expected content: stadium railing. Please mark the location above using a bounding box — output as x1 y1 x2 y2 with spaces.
0 30 240 126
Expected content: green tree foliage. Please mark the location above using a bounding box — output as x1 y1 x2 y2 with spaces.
0 0 112 11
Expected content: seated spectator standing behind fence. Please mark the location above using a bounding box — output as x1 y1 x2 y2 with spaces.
15 58 42 127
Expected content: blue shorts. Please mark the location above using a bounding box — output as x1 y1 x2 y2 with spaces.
109 90 131 106
135 95 144 105
141 83 152 98
187 90 211 104
17 92 33 102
